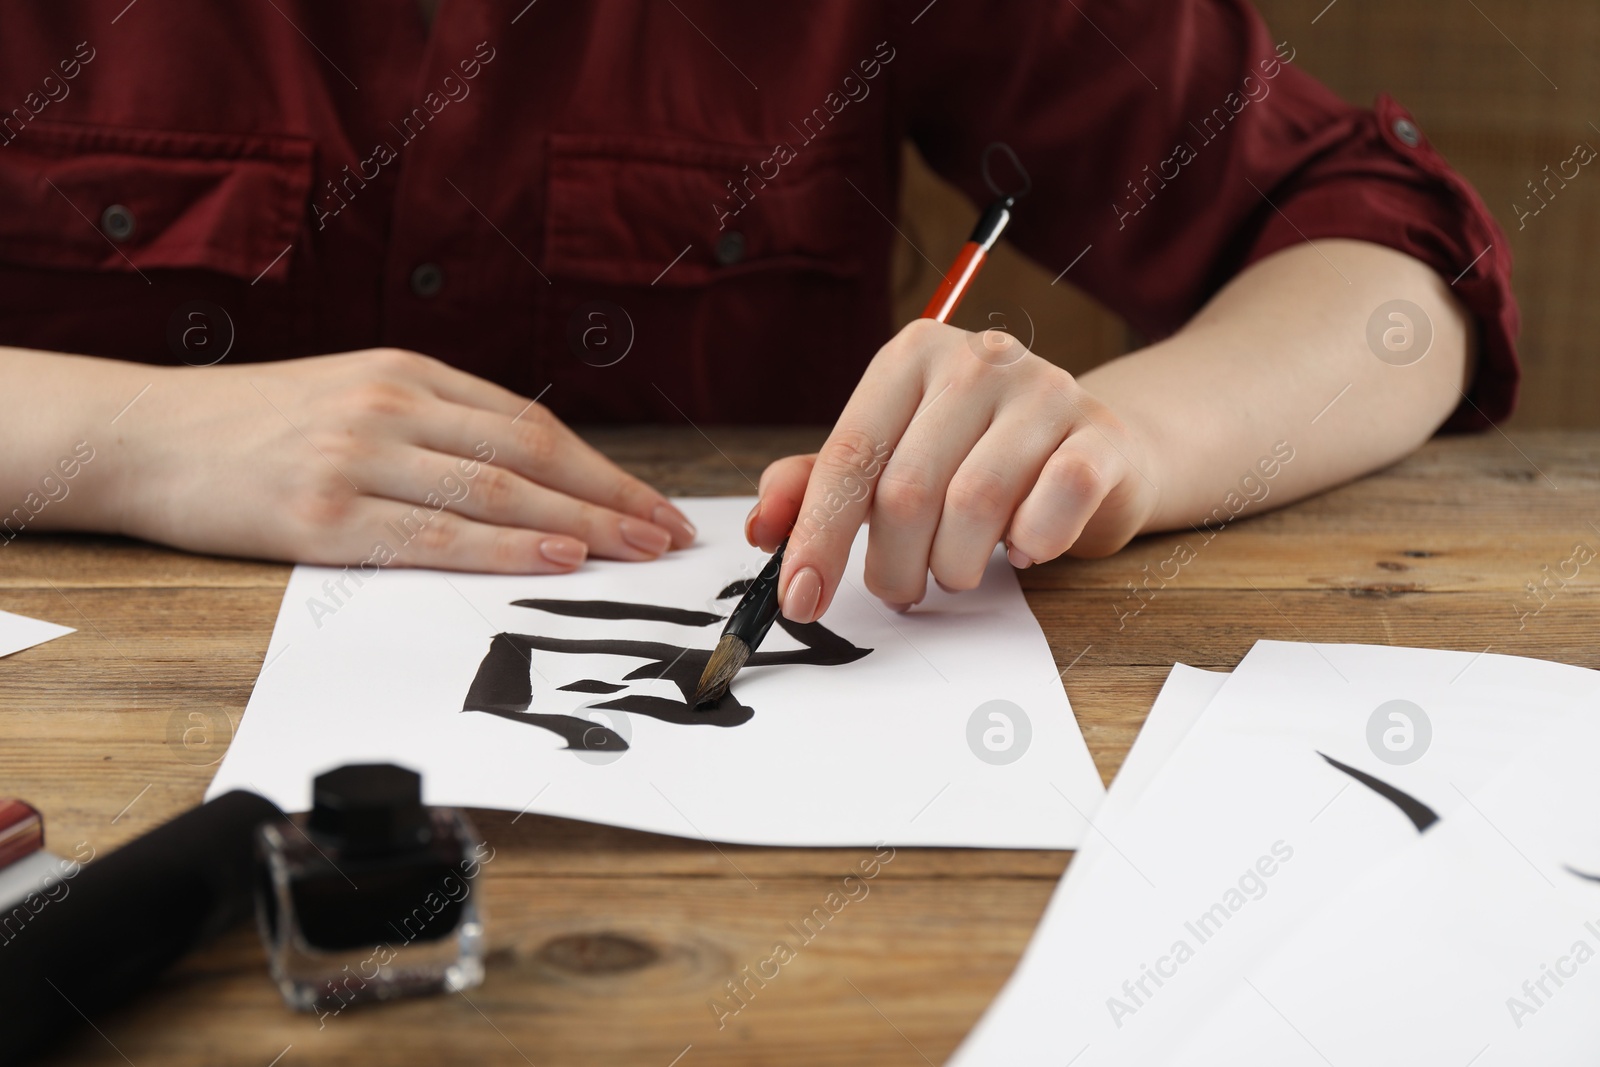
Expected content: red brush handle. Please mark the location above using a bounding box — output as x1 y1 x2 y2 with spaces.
917 196 1015 325
921 241 986 323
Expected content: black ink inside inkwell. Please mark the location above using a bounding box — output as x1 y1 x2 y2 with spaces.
462 579 872 751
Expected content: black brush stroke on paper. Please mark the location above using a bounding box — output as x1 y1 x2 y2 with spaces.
470 705 628 752
512 598 723 627
463 579 872 751
557 679 627 694
1315 755 1600 884
1317 751 1440 833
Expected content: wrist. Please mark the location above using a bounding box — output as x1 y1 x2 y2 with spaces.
91 361 179 539
0 348 168 538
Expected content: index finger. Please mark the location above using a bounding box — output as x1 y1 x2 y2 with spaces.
777 355 922 623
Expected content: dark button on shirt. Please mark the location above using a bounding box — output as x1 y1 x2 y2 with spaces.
0 1 1518 430
100 204 135 241
714 231 746 267
410 262 444 298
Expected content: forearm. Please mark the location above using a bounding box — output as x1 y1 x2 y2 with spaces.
2 345 695 570
1079 239 1474 533
0 347 155 536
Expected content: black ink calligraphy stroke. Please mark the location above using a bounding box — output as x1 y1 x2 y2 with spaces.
1317 751 1440 833
462 588 872 751
557 679 627 694
512 598 723 627
1318 754 1600 886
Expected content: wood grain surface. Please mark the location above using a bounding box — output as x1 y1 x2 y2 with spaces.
2 427 1596 1066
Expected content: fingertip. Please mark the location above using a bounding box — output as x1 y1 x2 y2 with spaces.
743 499 762 546
780 565 823 624
539 536 587 570
652 503 697 549
619 517 673 557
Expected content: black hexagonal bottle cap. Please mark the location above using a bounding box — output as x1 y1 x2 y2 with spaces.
307 763 431 855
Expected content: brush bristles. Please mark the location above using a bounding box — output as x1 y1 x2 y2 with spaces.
692 635 751 708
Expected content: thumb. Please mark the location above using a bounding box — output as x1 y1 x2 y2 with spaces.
746 453 816 551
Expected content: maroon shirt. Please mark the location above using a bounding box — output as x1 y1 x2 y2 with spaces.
0 1 1515 429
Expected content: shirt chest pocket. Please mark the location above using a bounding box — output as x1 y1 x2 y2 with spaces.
541 132 868 286
0 119 314 284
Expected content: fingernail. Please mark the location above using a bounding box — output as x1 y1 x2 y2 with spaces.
652 504 697 547
886 601 915 613
743 500 762 543
540 538 587 568
620 518 673 556
782 567 823 624
1007 545 1033 569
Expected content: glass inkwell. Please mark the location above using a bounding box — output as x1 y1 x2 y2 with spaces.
255 763 486 1017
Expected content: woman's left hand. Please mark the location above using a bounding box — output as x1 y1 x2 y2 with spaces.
747 319 1162 623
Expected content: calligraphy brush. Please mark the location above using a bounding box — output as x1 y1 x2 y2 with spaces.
691 195 1017 709
691 537 788 707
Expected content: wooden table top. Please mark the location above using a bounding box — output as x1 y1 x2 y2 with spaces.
4 427 1597 1066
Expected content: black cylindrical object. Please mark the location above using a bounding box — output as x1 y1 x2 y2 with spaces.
720 537 789 654
0 790 285 1065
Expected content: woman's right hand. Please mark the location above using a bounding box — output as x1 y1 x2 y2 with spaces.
78 348 694 572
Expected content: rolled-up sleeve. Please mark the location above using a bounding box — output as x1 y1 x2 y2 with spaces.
900 0 1517 430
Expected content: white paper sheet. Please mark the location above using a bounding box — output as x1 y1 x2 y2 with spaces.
951 640 1600 1064
208 497 1105 848
1174 708 1600 1065
1051 664 1228 899
0 609 73 659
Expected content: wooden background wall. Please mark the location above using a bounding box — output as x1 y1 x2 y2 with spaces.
892 0 1598 428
